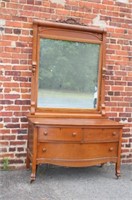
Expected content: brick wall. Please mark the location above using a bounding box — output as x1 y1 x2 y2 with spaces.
0 0 132 168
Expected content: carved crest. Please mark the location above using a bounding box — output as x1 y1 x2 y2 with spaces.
57 18 82 25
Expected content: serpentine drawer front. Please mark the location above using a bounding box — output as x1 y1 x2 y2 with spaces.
26 118 123 182
37 142 118 159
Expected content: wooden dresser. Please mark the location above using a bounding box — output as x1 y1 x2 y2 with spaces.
26 117 123 182
26 20 123 182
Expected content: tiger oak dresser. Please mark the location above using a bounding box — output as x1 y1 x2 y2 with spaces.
26 117 123 182
26 20 123 182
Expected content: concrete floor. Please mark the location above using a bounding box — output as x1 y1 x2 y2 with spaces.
0 164 132 200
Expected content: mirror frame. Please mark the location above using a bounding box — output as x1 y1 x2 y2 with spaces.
30 20 106 118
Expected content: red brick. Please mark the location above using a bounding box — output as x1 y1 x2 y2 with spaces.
15 100 30 105
12 118 19 122
1 112 13 116
5 124 20 128
0 129 10 134
4 118 11 123
17 147 24 152
2 134 16 141
13 112 28 116
121 149 129 153
9 159 24 164
3 82 19 87
111 86 124 91
5 106 21 111
14 76 30 82
119 113 131 118
4 94 20 99
35 1 42 6
17 135 27 140
0 141 9 146
9 147 16 152
0 153 14 158
27 0 34 4
10 141 26 146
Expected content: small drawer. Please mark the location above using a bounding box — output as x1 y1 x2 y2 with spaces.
38 127 82 142
84 129 120 142
38 127 60 142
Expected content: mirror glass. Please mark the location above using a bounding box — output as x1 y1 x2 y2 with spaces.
38 38 100 109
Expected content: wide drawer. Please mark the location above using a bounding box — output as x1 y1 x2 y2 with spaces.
84 129 120 142
38 127 82 142
37 142 118 159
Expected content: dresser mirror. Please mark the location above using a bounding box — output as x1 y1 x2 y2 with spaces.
30 20 106 116
38 38 100 109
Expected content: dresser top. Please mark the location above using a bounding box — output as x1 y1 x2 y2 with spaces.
28 117 123 128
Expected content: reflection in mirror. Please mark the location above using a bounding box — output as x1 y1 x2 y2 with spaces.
38 39 100 109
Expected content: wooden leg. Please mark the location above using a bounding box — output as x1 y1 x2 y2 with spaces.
30 173 36 183
30 127 37 183
115 163 121 179
30 168 36 183
99 163 105 168
30 162 37 183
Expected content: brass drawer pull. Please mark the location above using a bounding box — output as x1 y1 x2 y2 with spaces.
44 131 48 136
72 132 77 136
42 148 47 152
112 132 117 136
109 147 114 152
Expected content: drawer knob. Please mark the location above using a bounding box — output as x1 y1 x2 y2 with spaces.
72 132 77 136
109 147 114 152
112 132 116 136
44 131 48 136
42 148 47 152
